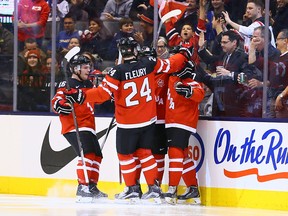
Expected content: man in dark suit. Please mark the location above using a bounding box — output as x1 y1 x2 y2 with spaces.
198 30 248 117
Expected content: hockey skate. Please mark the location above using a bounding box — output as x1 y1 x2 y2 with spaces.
163 186 177 205
114 185 141 204
177 186 201 205
141 182 162 205
89 183 108 199
76 184 94 203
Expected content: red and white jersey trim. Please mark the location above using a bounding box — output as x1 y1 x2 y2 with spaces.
117 116 157 129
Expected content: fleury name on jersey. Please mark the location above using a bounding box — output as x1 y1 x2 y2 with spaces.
125 67 147 80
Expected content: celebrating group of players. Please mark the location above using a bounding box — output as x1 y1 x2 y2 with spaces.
52 0 208 205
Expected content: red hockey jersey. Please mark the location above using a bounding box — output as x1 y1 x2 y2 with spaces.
155 72 170 124
165 75 204 133
85 54 187 128
51 78 96 134
165 19 206 65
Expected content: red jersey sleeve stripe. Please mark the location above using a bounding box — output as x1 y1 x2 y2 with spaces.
162 59 171 73
105 79 118 90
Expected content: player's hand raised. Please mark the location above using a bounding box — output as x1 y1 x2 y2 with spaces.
179 44 194 60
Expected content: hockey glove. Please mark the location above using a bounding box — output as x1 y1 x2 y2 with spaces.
175 82 193 98
176 61 195 79
179 44 194 60
65 88 85 104
54 99 72 115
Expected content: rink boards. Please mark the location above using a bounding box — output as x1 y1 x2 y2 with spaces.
0 115 287 210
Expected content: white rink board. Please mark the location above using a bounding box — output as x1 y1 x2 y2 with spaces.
0 115 288 193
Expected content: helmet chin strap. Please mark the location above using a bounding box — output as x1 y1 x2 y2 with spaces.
74 65 84 81
76 72 84 81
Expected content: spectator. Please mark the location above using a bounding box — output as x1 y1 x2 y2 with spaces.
40 55 64 111
275 86 288 118
273 29 288 118
58 37 81 73
17 0 50 50
81 0 108 19
0 22 14 55
209 12 226 56
205 0 226 48
80 17 113 60
100 0 133 21
156 36 170 59
239 26 280 117
47 13 80 56
108 17 135 60
18 38 47 75
67 37 80 50
17 49 48 111
46 0 69 32
271 0 288 38
175 0 199 34
129 0 149 21
222 0 276 53
69 0 89 31
198 30 248 117
134 6 156 47
164 0 207 65
225 0 248 23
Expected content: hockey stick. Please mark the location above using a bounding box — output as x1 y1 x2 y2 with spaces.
100 115 116 150
63 47 89 184
156 9 182 45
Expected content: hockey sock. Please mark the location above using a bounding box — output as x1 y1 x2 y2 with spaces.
76 153 102 185
168 147 184 186
118 153 137 186
135 148 158 185
153 154 165 184
182 147 198 186
133 155 142 181
90 155 102 184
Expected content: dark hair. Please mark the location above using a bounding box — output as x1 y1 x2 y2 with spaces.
89 17 104 29
119 17 133 28
254 26 271 41
24 38 37 44
279 28 288 39
247 0 264 10
222 30 240 46
64 13 76 22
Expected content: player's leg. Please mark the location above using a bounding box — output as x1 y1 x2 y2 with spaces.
177 146 201 204
136 124 162 204
162 127 190 205
114 127 141 203
64 131 106 202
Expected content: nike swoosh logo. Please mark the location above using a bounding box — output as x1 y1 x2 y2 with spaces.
40 120 116 174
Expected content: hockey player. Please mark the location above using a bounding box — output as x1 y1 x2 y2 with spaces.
64 37 193 204
162 60 204 205
140 44 170 185
51 54 107 202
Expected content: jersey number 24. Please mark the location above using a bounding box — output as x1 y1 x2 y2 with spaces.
124 77 152 107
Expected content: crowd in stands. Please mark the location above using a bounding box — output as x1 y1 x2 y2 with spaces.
0 0 288 118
